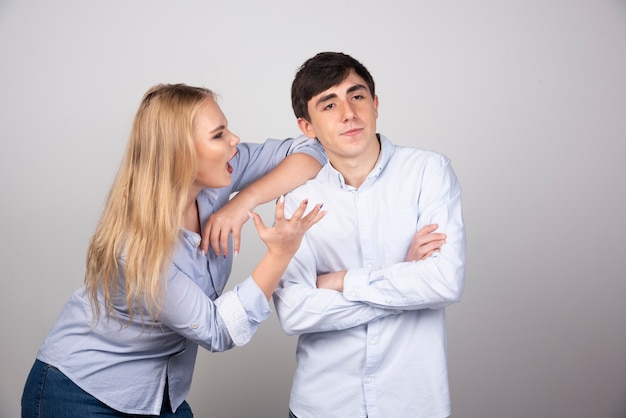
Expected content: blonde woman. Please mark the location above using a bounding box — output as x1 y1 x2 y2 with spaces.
21 84 326 417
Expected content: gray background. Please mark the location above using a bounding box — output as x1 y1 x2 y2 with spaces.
1 1 625 417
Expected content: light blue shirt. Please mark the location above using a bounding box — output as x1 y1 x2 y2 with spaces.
36 136 326 415
274 135 466 418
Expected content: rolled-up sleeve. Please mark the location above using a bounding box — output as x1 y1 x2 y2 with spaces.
215 278 270 346
159 269 269 351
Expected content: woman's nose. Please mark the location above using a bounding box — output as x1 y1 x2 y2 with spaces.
230 132 241 146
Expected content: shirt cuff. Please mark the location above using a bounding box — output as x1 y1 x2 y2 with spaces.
342 268 371 302
236 277 271 323
214 277 270 347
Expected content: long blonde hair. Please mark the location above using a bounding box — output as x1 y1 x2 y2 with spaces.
85 84 214 323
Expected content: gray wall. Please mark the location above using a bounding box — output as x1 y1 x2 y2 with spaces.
1 1 625 417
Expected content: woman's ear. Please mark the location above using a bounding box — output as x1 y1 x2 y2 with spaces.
297 117 316 139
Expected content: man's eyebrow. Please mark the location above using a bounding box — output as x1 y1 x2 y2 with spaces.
315 84 368 107
346 84 367 94
315 93 337 107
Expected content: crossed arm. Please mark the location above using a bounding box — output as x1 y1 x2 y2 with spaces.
274 158 466 336
316 224 446 292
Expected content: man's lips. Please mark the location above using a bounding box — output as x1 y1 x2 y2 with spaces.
342 127 364 136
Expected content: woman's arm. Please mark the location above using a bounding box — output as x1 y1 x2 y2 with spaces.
248 195 325 299
200 153 322 256
215 196 325 347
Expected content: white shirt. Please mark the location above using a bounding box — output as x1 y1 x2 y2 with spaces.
274 135 466 418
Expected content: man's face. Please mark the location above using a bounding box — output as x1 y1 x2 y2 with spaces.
298 70 379 164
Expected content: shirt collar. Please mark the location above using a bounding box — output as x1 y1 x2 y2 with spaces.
323 134 394 190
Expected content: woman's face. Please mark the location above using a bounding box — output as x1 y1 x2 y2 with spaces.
192 98 240 190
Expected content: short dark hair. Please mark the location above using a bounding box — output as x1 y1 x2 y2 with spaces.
291 52 376 122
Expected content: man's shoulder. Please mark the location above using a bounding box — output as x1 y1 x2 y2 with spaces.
283 165 337 208
391 143 450 167
380 134 449 164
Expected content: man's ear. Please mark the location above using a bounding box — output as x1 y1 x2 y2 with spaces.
374 95 379 118
297 117 316 139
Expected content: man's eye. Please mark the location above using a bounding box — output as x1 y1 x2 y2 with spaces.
323 103 335 110
353 94 364 100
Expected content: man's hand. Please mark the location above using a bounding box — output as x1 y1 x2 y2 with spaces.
316 271 346 292
315 225 445 293
406 224 446 262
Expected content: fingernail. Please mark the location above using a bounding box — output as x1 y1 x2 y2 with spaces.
247 210 253 218
234 250 239 257
319 203 324 209
279 195 285 203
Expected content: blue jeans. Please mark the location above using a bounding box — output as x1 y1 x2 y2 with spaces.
22 360 193 417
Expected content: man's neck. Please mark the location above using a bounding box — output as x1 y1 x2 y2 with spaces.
330 139 381 188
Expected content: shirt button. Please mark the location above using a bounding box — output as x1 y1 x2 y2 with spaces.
191 323 198 329
369 339 376 346
366 264 373 269
365 377 373 383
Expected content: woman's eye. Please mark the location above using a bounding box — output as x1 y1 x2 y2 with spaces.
212 132 224 140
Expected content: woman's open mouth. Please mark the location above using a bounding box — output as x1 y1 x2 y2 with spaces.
227 150 238 174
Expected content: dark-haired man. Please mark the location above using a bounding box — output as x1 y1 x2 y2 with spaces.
274 52 466 418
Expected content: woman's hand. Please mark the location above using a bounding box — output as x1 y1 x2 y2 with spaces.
406 224 446 261
249 196 325 258
200 197 251 257
248 196 325 299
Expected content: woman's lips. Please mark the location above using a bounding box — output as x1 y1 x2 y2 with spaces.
227 150 238 174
